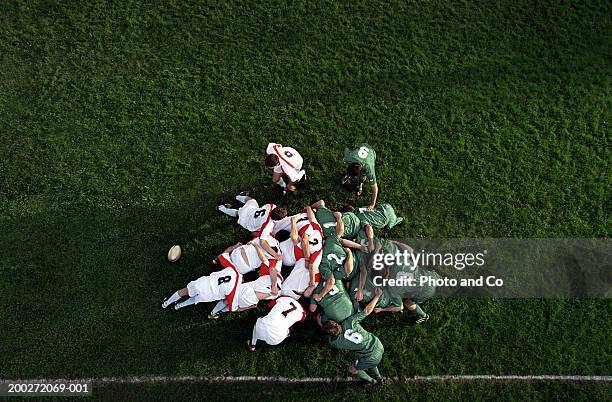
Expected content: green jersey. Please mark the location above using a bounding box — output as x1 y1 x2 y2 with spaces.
329 311 384 363
319 234 347 281
344 144 377 184
355 203 399 230
311 279 354 323
360 288 402 309
341 212 361 239
315 206 338 237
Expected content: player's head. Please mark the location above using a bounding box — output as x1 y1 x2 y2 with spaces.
275 230 291 242
265 154 279 168
342 205 356 213
270 207 287 221
347 163 362 177
321 320 341 337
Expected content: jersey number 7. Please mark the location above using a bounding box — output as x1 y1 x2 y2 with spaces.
282 302 298 317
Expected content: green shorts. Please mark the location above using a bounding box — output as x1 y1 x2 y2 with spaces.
355 340 384 370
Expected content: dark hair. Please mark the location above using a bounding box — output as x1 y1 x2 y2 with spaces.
347 163 362 177
270 207 287 221
265 154 279 167
342 205 356 213
275 230 291 242
322 320 341 337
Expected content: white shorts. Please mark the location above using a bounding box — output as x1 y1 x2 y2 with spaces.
237 199 263 232
186 277 219 304
280 261 310 300
253 317 289 346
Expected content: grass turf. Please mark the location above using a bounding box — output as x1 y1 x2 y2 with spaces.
0 0 610 398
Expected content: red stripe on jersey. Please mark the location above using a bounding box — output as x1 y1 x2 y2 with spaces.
272 144 296 169
255 203 277 236
218 254 233 268
259 258 279 276
298 223 311 237
294 243 305 261
309 248 322 266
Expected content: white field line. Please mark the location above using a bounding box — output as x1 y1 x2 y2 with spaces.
1 375 611 384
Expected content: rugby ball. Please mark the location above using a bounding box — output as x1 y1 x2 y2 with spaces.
167 245 182 262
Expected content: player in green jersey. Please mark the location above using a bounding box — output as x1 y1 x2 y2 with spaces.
322 288 385 386
309 277 355 324
341 144 378 210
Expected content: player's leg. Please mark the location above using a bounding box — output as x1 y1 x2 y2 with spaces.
364 224 374 251
217 204 239 217
405 298 429 323
366 366 382 381
209 300 229 318
235 193 253 204
174 296 197 310
162 287 189 308
247 320 261 351
349 362 375 384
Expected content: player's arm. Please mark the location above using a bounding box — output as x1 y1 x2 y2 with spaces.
260 239 282 260
364 224 374 252
252 241 269 264
367 183 378 211
235 304 258 312
313 275 335 302
334 212 344 237
343 247 354 277
340 238 367 253
222 242 243 254
305 205 317 222
272 171 282 184
301 232 311 262
290 215 299 244
364 288 383 316
374 305 403 313
269 265 279 295
310 200 325 208
355 257 368 302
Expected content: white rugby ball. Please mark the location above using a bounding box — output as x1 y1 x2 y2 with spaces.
167 245 182 262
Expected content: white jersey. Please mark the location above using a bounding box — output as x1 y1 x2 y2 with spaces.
253 296 305 345
266 143 305 183
237 199 277 234
186 266 241 304
227 237 280 274
230 275 282 311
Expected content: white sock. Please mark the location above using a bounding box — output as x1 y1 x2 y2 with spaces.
235 195 248 204
219 205 239 217
212 300 229 315
175 296 197 310
163 291 182 307
251 327 259 346
277 178 286 188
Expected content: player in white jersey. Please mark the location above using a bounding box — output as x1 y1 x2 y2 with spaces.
276 213 324 299
217 194 287 240
264 143 306 192
247 296 306 350
161 264 241 310
209 273 283 317
217 237 281 275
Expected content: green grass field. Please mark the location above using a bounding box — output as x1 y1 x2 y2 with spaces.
1 0 610 400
